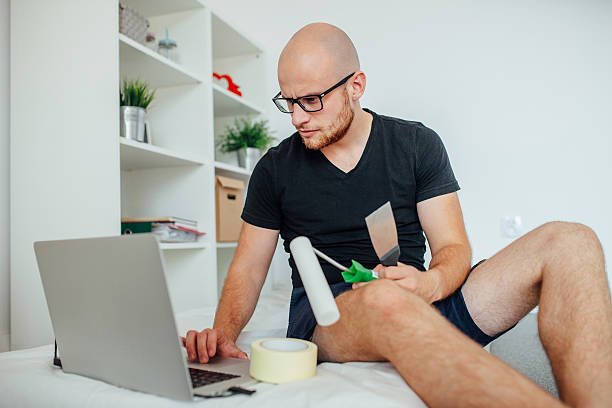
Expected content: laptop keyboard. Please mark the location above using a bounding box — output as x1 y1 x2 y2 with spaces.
189 367 240 388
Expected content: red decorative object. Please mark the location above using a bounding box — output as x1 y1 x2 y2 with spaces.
213 72 242 97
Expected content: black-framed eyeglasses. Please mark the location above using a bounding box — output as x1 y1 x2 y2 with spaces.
272 72 355 113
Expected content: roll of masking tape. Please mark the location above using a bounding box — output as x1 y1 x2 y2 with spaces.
250 338 318 384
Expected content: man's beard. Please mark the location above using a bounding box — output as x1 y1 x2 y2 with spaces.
300 91 354 150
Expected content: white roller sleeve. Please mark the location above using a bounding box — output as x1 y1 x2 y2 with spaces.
289 237 341 326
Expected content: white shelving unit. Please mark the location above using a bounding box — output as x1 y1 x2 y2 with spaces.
120 138 206 170
118 2 268 306
216 242 238 249
212 83 263 116
160 242 210 250
119 0 214 314
120 0 203 17
210 11 267 296
119 33 203 87
214 161 251 179
10 0 270 349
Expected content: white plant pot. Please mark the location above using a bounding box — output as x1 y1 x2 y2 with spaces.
120 106 146 142
237 147 261 171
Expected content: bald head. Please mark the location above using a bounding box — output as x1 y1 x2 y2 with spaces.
278 23 360 92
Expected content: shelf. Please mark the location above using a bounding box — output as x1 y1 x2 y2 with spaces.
122 0 204 17
216 242 238 249
120 137 206 170
119 33 204 88
160 241 209 250
211 12 263 59
214 161 252 179
212 83 264 117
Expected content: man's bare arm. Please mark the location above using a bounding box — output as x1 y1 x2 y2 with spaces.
213 222 280 341
417 192 471 302
184 222 279 362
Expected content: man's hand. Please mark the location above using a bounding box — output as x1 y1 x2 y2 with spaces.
181 328 248 364
352 262 441 304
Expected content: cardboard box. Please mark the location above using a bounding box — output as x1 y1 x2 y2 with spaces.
215 175 246 242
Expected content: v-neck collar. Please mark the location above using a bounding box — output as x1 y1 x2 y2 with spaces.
318 108 377 178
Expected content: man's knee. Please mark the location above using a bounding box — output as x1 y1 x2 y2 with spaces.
539 221 602 255
358 279 426 325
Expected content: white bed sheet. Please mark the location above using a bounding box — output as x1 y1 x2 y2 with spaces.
0 291 426 408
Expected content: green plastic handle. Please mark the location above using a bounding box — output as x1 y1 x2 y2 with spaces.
341 260 377 283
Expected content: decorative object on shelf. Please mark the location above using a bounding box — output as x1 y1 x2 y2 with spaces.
215 176 245 242
144 121 153 144
213 72 242 97
121 216 205 243
217 117 274 171
120 78 156 143
119 2 149 44
237 147 261 171
151 223 203 243
158 28 179 63
145 31 157 51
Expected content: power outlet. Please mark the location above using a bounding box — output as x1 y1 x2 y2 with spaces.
501 215 522 238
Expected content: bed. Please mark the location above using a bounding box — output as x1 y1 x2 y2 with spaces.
0 290 426 407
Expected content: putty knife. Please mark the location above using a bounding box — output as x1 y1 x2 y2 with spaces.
365 202 400 266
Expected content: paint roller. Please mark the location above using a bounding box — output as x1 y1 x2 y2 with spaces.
289 236 341 326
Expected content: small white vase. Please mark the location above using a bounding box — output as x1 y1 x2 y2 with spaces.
120 106 146 142
237 147 261 171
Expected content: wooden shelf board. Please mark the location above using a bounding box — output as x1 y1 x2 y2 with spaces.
119 33 203 88
216 242 238 249
160 241 209 250
120 137 206 170
212 83 263 117
214 161 252 179
122 0 204 18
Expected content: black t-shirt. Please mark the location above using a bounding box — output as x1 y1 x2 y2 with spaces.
241 109 460 288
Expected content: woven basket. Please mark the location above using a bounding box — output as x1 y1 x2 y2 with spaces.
119 2 149 44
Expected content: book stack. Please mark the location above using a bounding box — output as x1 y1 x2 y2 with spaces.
121 216 206 243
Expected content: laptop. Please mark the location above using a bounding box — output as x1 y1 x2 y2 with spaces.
34 234 253 400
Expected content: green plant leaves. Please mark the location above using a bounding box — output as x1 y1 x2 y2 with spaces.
120 78 156 109
216 117 275 153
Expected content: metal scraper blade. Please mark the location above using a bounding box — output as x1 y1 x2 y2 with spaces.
365 201 400 266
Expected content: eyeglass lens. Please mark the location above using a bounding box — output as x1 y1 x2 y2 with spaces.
275 96 322 113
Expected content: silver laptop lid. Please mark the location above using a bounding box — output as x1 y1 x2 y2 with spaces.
34 234 193 401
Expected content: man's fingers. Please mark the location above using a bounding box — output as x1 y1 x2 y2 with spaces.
197 330 210 364
380 266 404 279
206 330 218 361
382 265 420 280
185 330 198 361
185 329 249 363
225 343 248 360
374 264 401 279
352 282 370 289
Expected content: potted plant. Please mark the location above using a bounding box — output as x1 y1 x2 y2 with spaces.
217 117 275 170
120 78 156 143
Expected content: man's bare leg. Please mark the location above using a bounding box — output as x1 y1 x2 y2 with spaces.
461 221 612 407
312 279 564 407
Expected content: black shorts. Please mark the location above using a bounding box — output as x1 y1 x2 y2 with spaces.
286 259 499 347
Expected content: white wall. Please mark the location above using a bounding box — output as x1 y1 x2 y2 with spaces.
0 0 9 352
10 0 120 349
206 0 612 284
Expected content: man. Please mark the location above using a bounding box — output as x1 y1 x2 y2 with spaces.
184 23 612 406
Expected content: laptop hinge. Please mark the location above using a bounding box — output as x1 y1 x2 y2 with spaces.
53 339 63 368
